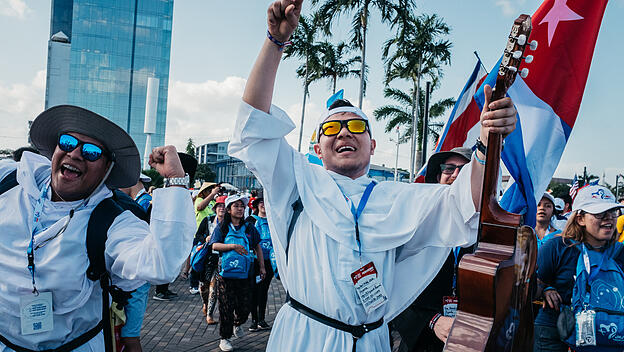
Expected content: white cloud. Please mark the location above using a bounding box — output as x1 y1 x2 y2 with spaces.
0 0 31 19
165 76 247 150
0 70 45 149
495 0 526 17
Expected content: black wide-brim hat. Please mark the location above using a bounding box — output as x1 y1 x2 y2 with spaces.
424 147 473 183
30 105 140 189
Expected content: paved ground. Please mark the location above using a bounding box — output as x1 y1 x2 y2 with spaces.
141 276 286 352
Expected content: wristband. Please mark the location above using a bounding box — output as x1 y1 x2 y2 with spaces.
473 151 486 165
267 31 292 51
429 313 442 330
475 137 487 155
543 286 556 292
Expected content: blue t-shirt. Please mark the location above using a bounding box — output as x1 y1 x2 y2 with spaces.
209 222 261 251
536 229 562 250
536 237 624 327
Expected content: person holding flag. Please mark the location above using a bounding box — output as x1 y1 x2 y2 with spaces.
425 0 609 228
228 0 518 350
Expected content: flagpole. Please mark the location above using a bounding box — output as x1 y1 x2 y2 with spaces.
473 51 489 74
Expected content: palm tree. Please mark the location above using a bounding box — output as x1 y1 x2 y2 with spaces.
283 15 323 152
374 85 455 153
311 0 416 108
316 41 360 94
382 12 452 178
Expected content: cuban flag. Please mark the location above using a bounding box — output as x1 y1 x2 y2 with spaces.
422 0 608 227
414 59 488 183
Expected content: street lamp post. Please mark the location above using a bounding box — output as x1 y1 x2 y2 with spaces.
616 174 624 200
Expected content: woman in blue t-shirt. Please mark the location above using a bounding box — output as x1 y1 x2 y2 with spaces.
210 194 266 352
534 186 624 352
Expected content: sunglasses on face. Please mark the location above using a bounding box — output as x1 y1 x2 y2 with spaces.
440 163 465 175
58 134 108 162
588 209 620 220
319 119 369 139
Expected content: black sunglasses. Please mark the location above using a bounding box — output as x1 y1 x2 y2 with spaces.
58 134 109 162
440 163 465 175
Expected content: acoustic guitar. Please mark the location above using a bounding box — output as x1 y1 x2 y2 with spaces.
444 14 539 352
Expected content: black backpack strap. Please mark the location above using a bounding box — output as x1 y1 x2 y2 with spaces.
285 197 303 264
86 198 124 281
0 169 18 196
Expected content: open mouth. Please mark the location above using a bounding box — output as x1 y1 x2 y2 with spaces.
61 163 83 179
336 145 357 153
600 223 613 230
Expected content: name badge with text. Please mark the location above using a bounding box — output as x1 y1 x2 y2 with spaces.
20 292 53 335
351 262 388 313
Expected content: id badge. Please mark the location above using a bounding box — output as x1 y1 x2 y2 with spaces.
575 309 597 347
20 292 53 335
350 262 388 313
442 296 458 317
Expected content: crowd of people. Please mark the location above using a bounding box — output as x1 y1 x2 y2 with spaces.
1 1 623 352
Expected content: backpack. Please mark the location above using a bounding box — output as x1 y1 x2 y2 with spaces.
0 169 149 352
189 241 211 273
564 242 624 351
219 224 252 279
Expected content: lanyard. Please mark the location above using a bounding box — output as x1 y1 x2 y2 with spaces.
342 181 376 258
581 244 607 284
134 189 146 201
27 185 78 295
452 247 461 296
28 186 49 295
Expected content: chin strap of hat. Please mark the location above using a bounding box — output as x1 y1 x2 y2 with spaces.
80 160 116 207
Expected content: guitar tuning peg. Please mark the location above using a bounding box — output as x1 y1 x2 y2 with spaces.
507 66 518 73
520 68 529 78
517 34 527 45
524 55 533 63
513 50 522 59
529 40 538 51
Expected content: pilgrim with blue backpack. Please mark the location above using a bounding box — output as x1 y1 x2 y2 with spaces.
535 185 624 352
246 197 276 332
209 194 265 351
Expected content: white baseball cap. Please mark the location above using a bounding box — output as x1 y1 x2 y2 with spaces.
572 185 624 214
225 194 249 209
554 197 565 211
541 192 555 206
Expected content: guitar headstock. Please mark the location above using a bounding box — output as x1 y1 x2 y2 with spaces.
492 14 537 101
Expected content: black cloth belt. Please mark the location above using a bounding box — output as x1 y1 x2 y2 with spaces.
287 294 384 352
0 321 103 352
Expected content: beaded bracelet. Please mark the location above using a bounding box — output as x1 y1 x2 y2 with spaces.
473 151 486 165
267 31 292 51
429 313 442 330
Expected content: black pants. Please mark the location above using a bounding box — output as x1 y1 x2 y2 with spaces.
216 274 252 339
250 259 274 322
155 283 169 294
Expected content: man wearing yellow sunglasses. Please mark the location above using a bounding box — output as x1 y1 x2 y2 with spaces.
228 1 517 351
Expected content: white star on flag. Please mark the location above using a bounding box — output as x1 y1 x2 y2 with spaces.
539 0 584 46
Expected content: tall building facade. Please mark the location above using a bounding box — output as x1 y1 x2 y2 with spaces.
45 0 174 164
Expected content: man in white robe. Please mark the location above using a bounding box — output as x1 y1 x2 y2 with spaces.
229 1 518 351
0 105 195 351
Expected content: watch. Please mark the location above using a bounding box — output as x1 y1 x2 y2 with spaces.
163 173 189 188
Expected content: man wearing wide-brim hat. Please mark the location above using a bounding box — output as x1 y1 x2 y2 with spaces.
424 147 473 184
0 105 195 351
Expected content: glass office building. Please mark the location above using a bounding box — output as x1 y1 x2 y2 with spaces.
45 0 173 164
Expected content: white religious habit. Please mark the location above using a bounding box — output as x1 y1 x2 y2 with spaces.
0 152 195 352
229 102 482 352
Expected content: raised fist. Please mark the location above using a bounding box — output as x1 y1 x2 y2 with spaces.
267 0 303 42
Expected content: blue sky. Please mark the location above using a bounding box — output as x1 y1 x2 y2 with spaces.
0 0 622 183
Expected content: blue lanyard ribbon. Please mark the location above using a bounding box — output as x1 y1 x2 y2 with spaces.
581 244 608 305
28 186 49 294
452 247 461 296
343 181 376 257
